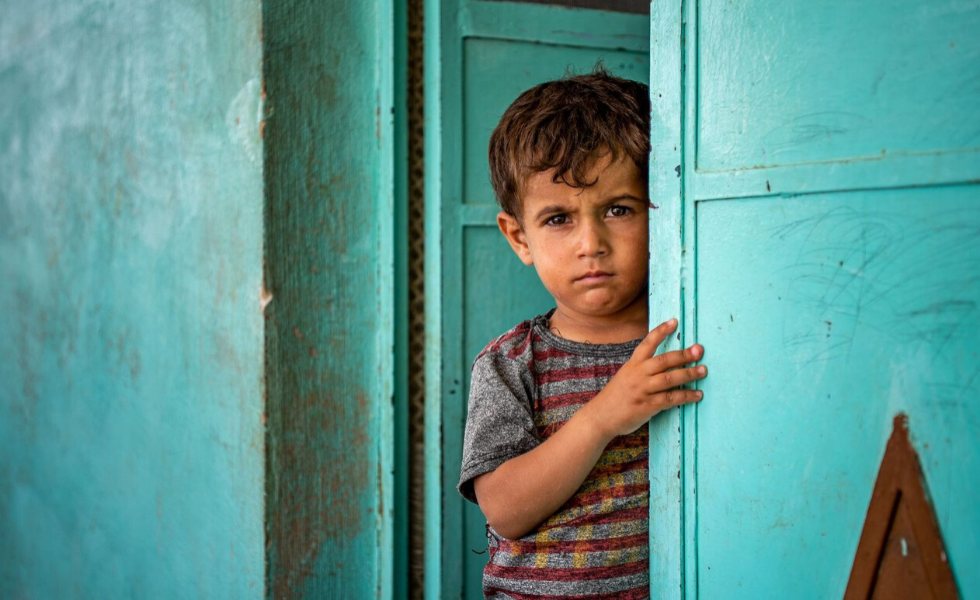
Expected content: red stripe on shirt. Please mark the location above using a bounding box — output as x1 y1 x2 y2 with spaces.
531 346 579 361
559 483 648 511
587 456 648 480
604 433 648 451
535 364 621 384
543 506 649 533
535 390 597 411
480 324 533 358
506 330 536 360
485 555 647 581
497 532 647 555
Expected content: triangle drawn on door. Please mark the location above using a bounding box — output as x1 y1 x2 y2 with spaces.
843 414 961 600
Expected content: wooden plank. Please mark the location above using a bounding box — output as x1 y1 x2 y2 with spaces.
423 0 446 596
263 0 396 597
648 0 686 598
681 2 700 599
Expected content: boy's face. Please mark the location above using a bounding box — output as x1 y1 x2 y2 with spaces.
497 153 649 326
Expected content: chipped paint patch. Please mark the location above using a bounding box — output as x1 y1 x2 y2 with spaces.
226 77 263 166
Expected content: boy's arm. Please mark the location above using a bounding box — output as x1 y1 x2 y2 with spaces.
472 403 612 540
474 319 706 540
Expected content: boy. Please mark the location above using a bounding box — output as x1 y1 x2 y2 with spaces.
458 70 708 599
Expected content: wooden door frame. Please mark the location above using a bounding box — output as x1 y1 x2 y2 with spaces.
262 0 404 597
648 0 686 598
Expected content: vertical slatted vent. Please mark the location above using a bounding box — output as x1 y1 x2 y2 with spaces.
407 0 427 596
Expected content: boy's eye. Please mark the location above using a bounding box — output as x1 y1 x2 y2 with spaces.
545 214 569 226
606 205 632 218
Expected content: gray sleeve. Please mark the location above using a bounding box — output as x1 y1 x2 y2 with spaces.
457 351 540 504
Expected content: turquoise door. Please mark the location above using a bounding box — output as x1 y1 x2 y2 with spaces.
425 2 648 598
648 0 980 598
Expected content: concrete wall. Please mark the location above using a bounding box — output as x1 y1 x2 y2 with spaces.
0 1 266 597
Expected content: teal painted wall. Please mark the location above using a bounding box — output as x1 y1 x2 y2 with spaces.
0 0 266 598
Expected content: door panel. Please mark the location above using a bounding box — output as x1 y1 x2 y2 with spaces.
697 0 980 172
427 2 648 598
649 0 980 598
697 189 980 598
459 226 554 598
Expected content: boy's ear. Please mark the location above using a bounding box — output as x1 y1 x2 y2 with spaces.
497 211 534 266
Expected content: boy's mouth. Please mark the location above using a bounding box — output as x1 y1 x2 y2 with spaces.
575 271 613 283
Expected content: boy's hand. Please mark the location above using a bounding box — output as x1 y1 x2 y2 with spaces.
472 318 703 539
581 318 706 439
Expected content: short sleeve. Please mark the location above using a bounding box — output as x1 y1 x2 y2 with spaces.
457 351 540 504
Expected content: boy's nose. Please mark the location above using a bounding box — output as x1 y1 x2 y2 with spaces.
577 221 609 258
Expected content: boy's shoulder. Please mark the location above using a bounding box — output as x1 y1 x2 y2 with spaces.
475 314 544 363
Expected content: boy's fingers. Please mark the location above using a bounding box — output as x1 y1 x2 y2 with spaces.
632 318 678 359
650 365 707 392
645 345 702 373
652 388 704 408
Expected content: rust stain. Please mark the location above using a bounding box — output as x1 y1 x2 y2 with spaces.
270 384 373 599
108 326 142 381
312 62 338 107
263 8 387 593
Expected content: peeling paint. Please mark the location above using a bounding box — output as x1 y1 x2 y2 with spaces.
260 285 274 312
226 77 263 166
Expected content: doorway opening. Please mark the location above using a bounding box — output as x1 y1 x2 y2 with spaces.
409 2 650 598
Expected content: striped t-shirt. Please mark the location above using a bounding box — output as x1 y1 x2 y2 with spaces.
458 312 649 600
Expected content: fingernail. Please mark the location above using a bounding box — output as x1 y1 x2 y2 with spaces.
697 366 707 375
696 391 704 399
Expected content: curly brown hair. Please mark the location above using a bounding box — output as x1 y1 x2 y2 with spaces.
488 67 650 218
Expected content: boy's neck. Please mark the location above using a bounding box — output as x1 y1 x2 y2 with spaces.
547 299 649 345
